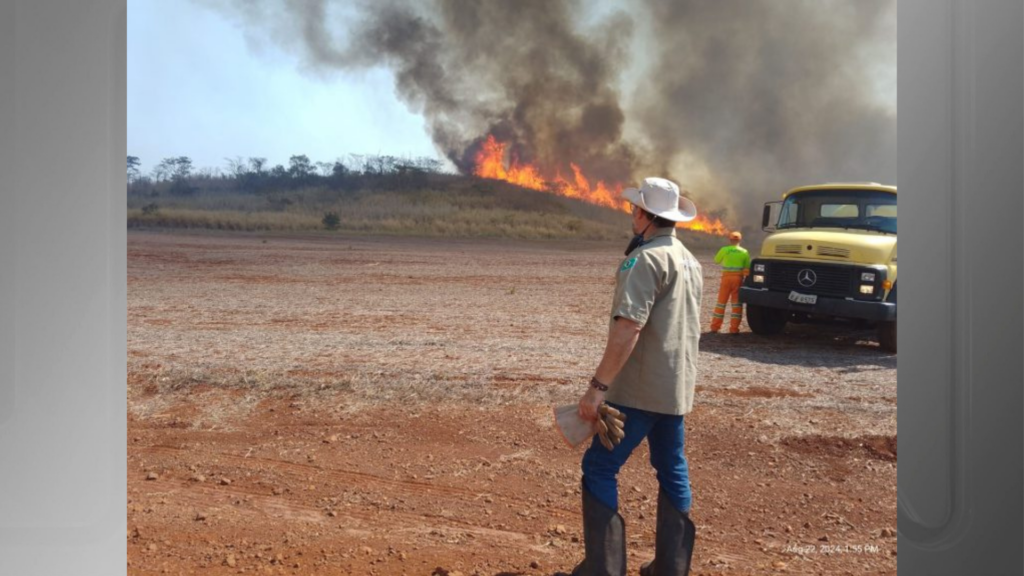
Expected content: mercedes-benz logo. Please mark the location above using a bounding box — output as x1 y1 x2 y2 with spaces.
797 269 817 287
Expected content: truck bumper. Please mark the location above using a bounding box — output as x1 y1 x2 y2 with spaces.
739 287 897 322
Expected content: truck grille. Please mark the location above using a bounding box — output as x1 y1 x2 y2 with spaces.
766 262 856 297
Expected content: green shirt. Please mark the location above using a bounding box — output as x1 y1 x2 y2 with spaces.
606 228 704 415
714 245 750 273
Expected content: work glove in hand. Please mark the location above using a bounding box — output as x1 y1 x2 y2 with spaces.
596 403 627 451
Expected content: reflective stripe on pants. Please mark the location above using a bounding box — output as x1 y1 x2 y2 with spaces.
710 271 745 333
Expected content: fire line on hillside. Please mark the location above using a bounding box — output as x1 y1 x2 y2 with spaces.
472 135 729 236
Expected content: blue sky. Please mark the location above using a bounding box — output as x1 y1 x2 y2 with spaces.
127 0 438 174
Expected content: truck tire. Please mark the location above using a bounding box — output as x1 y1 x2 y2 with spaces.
878 320 897 352
746 304 788 335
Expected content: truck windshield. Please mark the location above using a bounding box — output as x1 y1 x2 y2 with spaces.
776 190 896 234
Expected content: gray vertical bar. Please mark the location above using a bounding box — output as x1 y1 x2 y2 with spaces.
900 0 956 534
899 0 1024 573
0 3 125 574
0 0 16 427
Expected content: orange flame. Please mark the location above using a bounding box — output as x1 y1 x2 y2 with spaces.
474 135 624 211
473 134 730 236
681 213 729 236
473 135 546 191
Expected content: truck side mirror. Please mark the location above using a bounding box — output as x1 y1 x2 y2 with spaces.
762 203 779 232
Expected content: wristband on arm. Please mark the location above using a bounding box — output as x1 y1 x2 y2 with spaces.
590 376 609 392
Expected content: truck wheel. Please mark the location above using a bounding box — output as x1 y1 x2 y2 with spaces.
878 320 897 352
746 304 788 335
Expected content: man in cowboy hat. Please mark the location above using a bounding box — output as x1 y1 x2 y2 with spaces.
709 231 750 334
572 177 702 576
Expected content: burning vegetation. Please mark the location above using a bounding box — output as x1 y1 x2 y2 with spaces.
473 134 729 235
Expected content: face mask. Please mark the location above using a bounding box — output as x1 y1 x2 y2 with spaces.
624 221 654 256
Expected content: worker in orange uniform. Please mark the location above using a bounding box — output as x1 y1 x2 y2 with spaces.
709 231 750 334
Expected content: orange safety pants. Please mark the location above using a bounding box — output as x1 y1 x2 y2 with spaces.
710 271 745 333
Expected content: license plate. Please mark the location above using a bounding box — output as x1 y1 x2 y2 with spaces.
788 291 818 305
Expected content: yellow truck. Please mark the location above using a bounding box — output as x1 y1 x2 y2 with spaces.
739 183 897 352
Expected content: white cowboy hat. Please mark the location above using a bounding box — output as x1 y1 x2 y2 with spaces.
621 177 697 222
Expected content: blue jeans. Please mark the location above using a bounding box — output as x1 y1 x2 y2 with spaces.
581 403 692 513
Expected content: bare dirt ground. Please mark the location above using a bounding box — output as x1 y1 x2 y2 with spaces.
127 231 896 576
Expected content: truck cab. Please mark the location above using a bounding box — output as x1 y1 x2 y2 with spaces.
739 183 897 351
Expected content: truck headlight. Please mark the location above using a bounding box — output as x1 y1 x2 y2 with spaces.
753 263 766 273
753 274 765 284
861 272 876 282
860 284 875 294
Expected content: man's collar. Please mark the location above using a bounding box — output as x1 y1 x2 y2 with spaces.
650 227 677 240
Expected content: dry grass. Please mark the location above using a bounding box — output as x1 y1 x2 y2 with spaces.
131 364 577 416
126 176 736 248
127 176 635 241
128 208 320 231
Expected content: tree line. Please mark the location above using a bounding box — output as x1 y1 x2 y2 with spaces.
127 154 449 197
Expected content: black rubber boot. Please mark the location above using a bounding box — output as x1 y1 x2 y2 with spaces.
639 490 696 576
570 481 626 576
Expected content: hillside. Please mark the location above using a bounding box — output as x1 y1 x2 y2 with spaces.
127 173 725 248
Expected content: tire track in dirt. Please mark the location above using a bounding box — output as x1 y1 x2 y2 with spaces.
136 444 579 519
140 476 557 557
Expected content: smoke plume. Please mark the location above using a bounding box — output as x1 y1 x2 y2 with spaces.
201 0 896 225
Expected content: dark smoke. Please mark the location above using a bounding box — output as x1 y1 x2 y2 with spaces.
636 0 897 221
200 0 896 223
